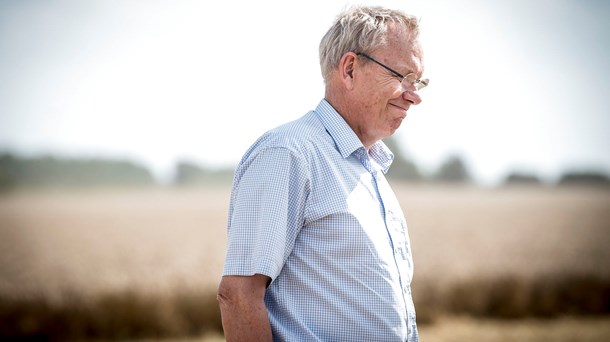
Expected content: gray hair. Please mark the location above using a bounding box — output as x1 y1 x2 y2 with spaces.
319 5 420 82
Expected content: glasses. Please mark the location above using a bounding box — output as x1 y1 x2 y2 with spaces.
356 52 429 91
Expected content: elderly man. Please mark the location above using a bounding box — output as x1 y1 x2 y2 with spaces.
218 5 427 342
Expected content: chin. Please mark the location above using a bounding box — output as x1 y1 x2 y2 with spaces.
390 120 404 132
384 128 399 138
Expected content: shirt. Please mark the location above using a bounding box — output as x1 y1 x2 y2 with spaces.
223 99 418 341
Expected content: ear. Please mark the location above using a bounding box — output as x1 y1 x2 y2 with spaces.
337 52 357 90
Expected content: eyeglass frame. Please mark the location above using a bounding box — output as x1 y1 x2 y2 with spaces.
356 52 429 91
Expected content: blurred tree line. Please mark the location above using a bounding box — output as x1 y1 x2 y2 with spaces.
384 137 472 183
1 138 608 190
383 136 609 186
0 153 156 190
173 161 233 186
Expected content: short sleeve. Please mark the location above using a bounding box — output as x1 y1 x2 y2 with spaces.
222 146 310 281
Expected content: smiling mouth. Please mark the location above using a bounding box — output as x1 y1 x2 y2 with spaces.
390 103 408 112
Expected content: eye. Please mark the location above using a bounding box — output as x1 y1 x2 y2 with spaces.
404 73 418 84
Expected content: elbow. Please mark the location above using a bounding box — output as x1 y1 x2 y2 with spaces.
217 274 271 311
217 280 235 311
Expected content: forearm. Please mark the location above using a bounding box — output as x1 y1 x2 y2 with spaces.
218 296 272 342
217 274 273 342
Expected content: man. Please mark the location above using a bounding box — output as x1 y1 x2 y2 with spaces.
218 5 427 341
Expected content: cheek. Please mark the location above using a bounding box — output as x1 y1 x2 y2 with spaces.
376 85 402 105
357 81 400 117
357 93 382 115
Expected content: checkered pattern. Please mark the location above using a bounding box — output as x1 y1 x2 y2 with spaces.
223 99 418 341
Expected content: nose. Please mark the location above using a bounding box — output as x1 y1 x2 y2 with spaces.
402 88 422 105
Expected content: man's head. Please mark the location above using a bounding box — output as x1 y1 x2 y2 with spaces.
319 6 425 148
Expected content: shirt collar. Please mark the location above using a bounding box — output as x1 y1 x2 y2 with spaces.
315 99 395 174
367 141 393 173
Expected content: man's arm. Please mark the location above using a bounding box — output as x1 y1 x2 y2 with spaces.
217 274 272 342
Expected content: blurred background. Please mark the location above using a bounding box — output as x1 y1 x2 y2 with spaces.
1 0 609 341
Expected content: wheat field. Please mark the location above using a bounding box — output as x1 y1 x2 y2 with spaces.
0 183 609 340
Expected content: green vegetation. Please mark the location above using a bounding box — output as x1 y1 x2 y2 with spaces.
503 172 543 185
558 171 610 186
383 136 423 181
0 153 155 190
173 161 233 186
433 155 471 183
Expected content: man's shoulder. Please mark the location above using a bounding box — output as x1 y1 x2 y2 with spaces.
235 110 333 171
255 111 325 150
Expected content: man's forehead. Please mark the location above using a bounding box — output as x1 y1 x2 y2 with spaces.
402 52 424 76
397 34 424 73
386 39 424 74
387 22 419 44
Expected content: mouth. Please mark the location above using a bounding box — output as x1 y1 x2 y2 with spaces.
389 103 408 120
390 103 408 112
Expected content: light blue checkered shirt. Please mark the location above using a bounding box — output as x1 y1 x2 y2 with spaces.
223 99 418 341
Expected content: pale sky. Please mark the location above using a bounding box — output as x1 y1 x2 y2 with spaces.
1 0 609 185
